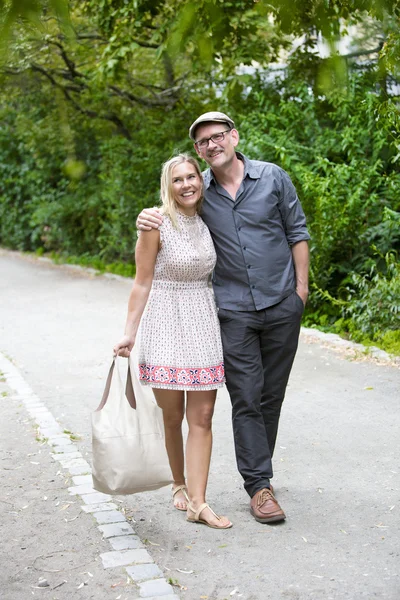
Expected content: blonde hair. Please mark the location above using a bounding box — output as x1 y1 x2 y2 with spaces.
160 154 203 228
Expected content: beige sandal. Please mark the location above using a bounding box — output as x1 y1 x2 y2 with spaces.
187 502 232 529
172 485 189 511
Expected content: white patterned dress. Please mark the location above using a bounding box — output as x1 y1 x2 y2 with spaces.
138 211 225 391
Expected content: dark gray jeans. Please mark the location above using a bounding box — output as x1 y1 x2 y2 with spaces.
218 291 304 498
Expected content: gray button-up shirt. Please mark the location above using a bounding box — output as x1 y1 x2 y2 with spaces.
201 153 310 311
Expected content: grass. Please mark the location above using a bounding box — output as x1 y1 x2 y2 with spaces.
35 248 136 278
304 315 400 357
63 428 81 441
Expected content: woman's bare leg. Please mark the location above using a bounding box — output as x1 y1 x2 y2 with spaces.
152 388 187 509
186 390 231 528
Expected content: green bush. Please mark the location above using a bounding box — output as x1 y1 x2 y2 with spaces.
342 249 400 337
1 60 399 353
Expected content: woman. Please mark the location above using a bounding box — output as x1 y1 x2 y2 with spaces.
114 154 232 530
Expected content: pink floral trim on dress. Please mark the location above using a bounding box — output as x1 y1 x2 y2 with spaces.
139 363 225 387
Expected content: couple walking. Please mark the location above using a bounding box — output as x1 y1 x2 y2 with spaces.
114 111 310 530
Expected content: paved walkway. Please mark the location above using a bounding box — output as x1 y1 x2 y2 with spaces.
1 249 399 600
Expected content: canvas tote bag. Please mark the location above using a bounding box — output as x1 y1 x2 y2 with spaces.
92 350 173 494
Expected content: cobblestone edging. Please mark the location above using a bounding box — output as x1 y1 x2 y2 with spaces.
300 327 399 366
0 352 180 600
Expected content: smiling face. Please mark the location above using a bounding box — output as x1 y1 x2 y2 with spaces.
193 122 239 170
171 161 203 216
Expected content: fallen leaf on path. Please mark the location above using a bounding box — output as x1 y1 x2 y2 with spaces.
302 537 307 542
52 580 67 590
364 386 373 390
77 582 88 589
230 588 239 596
176 569 193 574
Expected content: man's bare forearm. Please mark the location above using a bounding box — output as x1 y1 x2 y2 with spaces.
291 240 309 305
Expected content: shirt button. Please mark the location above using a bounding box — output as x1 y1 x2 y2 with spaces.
237 227 241 231
243 247 246 250
247 265 251 269
251 285 256 289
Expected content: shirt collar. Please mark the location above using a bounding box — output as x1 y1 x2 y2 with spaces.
203 152 261 189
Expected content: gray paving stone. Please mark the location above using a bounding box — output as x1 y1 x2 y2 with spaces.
72 474 93 485
52 444 79 454
100 549 153 569
38 427 62 437
81 491 111 504
20 398 44 405
34 410 57 419
56 457 87 469
27 407 49 414
81 502 118 513
68 464 91 475
47 436 73 446
138 579 174 597
68 484 96 495
134 596 180 600
53 452 82 461
109 535 143 550
20 395 41 403
98 522 135 538
35 417 59 427
125 564 163 582
93 510 126 524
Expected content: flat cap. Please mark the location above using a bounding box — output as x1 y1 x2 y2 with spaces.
189 111 235 141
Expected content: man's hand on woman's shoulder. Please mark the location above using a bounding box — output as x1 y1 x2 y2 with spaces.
136 207 163 231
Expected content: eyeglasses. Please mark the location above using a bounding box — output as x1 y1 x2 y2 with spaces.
195 129 231 150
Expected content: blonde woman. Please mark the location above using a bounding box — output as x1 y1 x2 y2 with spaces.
114 154 232 529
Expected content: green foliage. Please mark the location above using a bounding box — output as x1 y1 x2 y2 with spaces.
1 0 399 353
239 67 399 290
235 62 399 353
343 249 400 337
48 251 136 278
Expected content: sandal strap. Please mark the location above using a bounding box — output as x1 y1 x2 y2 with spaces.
173 485 189 501
190 502 220 522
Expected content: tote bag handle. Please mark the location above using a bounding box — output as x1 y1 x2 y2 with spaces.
95 356 136 411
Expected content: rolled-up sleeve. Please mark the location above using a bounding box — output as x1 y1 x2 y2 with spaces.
278 169 310 246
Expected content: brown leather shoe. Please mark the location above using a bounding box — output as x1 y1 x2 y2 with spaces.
250 488 286 523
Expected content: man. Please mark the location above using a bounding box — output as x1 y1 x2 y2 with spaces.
137 112 310 523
